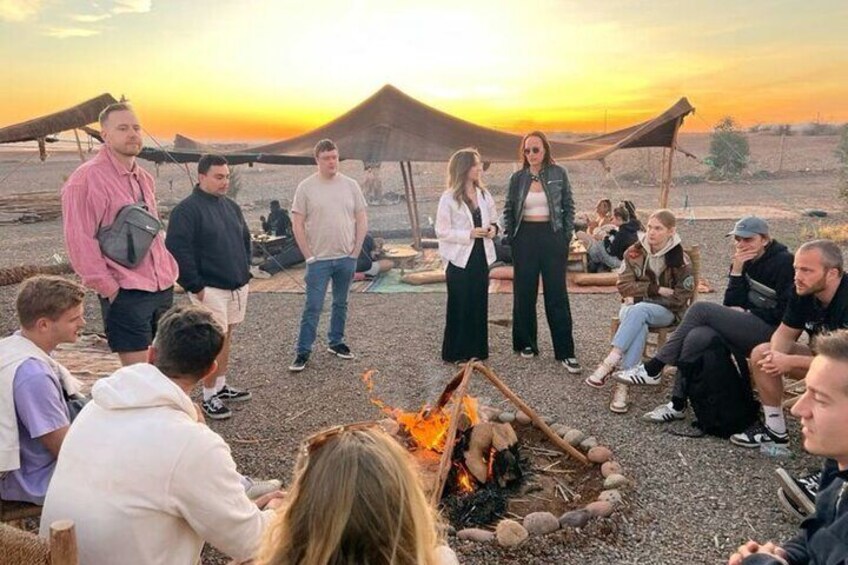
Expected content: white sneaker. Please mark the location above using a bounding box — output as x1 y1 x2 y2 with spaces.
612 364 661 386
609 383 630 414
250 266 272 279
643 402 686 423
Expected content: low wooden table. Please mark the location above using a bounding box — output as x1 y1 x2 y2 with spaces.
251 234 291 258
382 244 420 275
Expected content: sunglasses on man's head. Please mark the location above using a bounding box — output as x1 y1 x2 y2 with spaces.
523 147 542 155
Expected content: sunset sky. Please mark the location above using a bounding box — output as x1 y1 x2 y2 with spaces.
1 0 846 142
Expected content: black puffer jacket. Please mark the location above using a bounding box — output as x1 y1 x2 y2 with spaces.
603 219 641 260
723 240 794 326
502 164 574 241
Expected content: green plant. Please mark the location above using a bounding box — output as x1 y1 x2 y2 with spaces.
706 117 750 179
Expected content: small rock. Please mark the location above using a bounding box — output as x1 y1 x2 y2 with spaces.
579 436 598 450
523 511 560 535
585 500 615 518
563 429 585 446
495 519 529 547
515 411 532 425
603 473 629 489
587 446 613 463
598 489 623 506
498 411 516 423
552 423 570 437
479 405 501 421
377 418 399 436
445 525 457 537
435 545 460 565
542 415 556 425
601 461 622 478
559 509 592 529
457 528 494 542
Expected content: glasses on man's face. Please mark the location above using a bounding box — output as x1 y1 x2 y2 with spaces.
523 147 542 155
301 421 376 457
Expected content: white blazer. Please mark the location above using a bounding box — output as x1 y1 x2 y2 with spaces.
435 188 498 268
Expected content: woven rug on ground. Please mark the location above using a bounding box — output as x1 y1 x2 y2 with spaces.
53 334 121 395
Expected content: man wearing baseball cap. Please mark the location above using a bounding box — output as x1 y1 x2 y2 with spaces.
617 216 795 424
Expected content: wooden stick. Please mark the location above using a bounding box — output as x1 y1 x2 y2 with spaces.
473 363 589 465
429 361 475 506
49 519 79 565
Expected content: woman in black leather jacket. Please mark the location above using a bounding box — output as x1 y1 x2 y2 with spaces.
502 131 580 373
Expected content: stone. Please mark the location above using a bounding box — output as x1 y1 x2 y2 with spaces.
603 473 629 489
495 519 529 547
479 405 501 422
515 411 532 425
579 436 598 450
457 528 494 542
522 511 560 535
598 489 623 506
587 446 613 463
585 500 615 518
497 411 516 423
552 423 570 437
601 460 623 478
563 429 585 446
435 545 461 565
542 415 556 425
559 509 593 529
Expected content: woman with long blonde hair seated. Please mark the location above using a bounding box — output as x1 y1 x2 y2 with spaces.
257 424 456 565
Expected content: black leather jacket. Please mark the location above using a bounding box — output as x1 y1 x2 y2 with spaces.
502 164 575 241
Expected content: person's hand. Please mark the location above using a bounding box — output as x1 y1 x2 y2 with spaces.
305 256 317 265
107 290 120 303
471 227 488 239
658 286 674 297
758 350 793 376
731 247 761 275
728 540 788 565
486 225 497 239
254 490 286 510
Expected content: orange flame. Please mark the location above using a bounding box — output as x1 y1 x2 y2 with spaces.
456 465 475 493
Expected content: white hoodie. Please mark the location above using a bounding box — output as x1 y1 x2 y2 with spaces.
39 363 272 565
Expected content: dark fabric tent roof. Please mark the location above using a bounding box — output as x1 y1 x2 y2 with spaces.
0 94 118 144
137 147 314 166
246 85 694 163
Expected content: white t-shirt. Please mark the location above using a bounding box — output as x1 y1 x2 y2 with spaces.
291 172 367 259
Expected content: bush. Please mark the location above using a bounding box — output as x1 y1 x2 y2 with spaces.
706 117 750 179
837 125 848 165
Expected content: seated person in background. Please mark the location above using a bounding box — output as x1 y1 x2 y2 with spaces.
619 199 644 231
727 330 848 565
256 424 458 565
616 217 794 422
260 200 292 237
0 276 86 505
730 239 848 449
587 198 614 235
40 305 284 565
576 204 640 273
355 234 393 278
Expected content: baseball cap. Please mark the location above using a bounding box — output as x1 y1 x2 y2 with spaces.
726 216 769 238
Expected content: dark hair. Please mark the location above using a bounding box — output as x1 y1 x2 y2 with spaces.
519 131 554 168
270 200 280 209
618 200 643 229
612 205 630 222
314 139 338 159
16 275 86 328
152 305 225 380
798 239 845 275
99 102 135 126
198 154 228 175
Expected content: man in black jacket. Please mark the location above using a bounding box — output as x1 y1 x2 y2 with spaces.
728 330 848 565
165 154 252 420
618 216 795 423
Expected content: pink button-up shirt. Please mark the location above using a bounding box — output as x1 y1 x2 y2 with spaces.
62 146 178 298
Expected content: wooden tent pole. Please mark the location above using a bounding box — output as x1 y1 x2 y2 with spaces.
37 137 47 162
72 129 85 162
659 117 683 209
399 162 418 247
406 161 422 249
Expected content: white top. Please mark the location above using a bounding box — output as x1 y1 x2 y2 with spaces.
523 190 550 218
435 188 498 269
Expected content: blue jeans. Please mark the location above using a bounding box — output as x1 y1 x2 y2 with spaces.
587 242 621 271
296 257 357 355
612 302 675 369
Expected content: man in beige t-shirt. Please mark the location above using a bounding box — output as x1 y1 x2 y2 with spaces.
289 139 368 372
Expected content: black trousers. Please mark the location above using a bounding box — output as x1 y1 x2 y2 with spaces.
442 241 489 362
511 222 575 360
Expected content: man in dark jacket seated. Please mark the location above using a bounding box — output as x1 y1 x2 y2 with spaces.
258 233 390 277
727 330 848 565
260 200 292 238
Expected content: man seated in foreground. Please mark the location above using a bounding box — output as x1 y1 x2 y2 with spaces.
0 276 86 505
40 305 284 565
730 239 848 448
728 330 848 565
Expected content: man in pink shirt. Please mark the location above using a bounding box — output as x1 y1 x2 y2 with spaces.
62 103 178 365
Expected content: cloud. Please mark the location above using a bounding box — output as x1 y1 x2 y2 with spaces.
44 26 101 38
70 13 112 23
0 0 43 22
111 0 151 14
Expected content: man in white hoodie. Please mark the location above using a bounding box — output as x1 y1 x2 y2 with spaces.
40 305 283 565
0 275 86 505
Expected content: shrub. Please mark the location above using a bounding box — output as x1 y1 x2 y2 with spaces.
706 117 750 179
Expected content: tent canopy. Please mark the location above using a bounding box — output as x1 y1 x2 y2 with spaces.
246 85 694 163
0 94 118 144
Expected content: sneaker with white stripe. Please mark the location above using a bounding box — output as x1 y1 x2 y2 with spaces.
643 402 686 423
612 364 661 386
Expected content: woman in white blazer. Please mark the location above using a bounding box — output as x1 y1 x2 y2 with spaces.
435 148 498 362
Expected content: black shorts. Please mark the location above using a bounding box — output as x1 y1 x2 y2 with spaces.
99 288 174 353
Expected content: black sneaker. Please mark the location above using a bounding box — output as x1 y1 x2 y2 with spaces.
328 343 355 360
202 396 232 420
519 347 535 359
776 468 818 517
729 422 789 448
288 353 310 372
562 358 582 374
215 385 252 402
777 487 808 521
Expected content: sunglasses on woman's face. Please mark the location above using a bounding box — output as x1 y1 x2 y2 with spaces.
523 147 542 155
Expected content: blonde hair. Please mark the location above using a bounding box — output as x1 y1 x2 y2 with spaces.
257 426 442 565
649 209 677 229
447 148 485 206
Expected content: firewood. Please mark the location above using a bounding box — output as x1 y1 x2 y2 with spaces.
491 423 518 451
464 422 493 483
